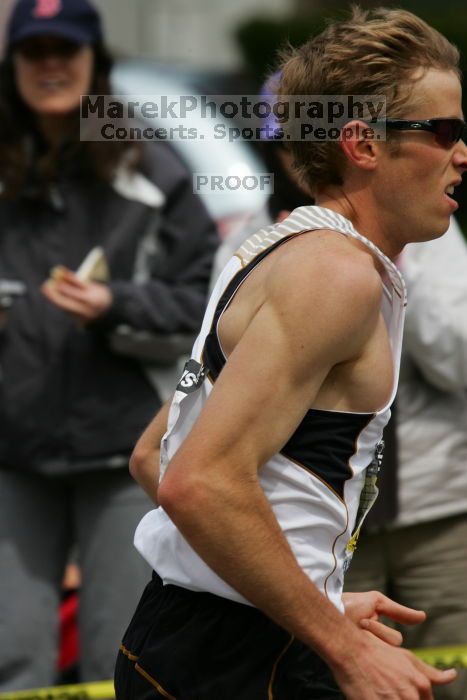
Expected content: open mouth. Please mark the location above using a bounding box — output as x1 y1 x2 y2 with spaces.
444 183 460 209
39 78 68 90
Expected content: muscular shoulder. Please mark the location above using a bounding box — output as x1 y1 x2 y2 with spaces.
265 230 382 361
267 230 381 306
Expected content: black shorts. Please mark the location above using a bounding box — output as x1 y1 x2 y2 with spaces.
114 572 343 700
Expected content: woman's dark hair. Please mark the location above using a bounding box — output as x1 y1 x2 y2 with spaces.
0 41 142 198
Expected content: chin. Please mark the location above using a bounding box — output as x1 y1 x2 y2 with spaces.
418 217 451 243
36 99 80 115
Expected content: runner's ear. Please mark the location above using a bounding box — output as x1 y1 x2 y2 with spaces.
339 120 379 172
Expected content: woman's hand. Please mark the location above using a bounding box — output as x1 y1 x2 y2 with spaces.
41 266 112 322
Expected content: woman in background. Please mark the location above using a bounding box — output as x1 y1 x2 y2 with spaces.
0 0 217 690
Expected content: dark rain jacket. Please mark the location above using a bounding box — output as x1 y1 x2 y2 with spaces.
0 142 218 474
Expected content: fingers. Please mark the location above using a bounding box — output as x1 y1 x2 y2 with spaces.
43 259 89 308
53 282 88 303
413 656 457 686
374 594 426 626
359 618 402 646
432 668 458 685
41 281 89 317
51 266 87 289
41 278 110 321
341 591 380 623
417 675 434 700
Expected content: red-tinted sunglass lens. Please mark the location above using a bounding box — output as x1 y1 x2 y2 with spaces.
434 120 464 147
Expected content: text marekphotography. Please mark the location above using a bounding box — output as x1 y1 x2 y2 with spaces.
80 94 387 142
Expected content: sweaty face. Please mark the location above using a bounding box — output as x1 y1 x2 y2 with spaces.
14 36 94 116
375 68 467 246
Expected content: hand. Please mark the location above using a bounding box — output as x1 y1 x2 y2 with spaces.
333 628 457 700
62 562 81 591
342 590 426 646
41 267 112 323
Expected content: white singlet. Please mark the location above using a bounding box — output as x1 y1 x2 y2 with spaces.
134 205 407 612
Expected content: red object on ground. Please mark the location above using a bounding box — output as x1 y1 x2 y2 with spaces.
58 592 80 671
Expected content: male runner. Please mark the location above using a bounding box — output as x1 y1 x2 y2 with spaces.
115 7 467 699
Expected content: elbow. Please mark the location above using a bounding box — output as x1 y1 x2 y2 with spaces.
158 464 207 522
157 474 190 517
156 478 177 514
129 445 151 481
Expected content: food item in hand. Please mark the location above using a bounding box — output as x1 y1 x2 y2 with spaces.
75 247 109 283
48 248 109 286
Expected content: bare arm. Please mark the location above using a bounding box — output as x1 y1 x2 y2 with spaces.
157 240 454 699
129 398 172 505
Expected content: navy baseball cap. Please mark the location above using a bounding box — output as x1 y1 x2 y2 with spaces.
6 0 103 52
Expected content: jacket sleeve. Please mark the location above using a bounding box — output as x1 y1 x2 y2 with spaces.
402 218 467 392
98 143 219 343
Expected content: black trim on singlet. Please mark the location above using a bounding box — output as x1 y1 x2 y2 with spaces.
280 409 373 500
202 231 374 501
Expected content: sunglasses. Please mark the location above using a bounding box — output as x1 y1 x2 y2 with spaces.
375 118 467 148
16 38 82 61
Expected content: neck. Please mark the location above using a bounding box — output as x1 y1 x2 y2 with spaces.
314 187 404 261
37 114 72 148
